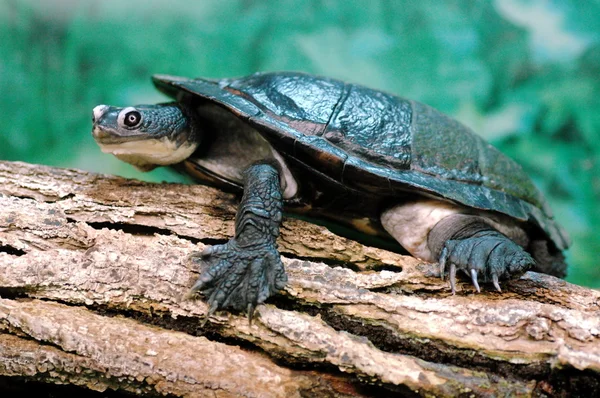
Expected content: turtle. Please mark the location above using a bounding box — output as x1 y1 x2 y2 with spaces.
91 71 569 320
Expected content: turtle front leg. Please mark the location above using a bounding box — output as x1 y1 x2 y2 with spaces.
188 163 287 323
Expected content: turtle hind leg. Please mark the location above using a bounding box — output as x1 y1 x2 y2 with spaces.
380 201 534 293
187 163 287 323
428 214 534 293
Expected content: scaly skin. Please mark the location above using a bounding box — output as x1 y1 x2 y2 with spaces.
188 163 287 323
428 214 534 293
439 231 534 293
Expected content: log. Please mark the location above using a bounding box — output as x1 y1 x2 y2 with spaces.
0 160 598 397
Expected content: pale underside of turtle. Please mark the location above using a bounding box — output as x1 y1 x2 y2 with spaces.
91 72 569 319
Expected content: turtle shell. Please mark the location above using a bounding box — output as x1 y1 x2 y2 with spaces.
153 72 569 251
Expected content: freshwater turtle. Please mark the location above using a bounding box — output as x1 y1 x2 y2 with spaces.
91 72 569 319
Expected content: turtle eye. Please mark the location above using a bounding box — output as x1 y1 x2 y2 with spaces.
123 110 142 127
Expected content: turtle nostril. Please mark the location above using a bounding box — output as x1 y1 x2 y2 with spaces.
92 105 109 124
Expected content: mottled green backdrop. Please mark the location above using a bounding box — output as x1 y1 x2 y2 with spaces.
1 0 598 287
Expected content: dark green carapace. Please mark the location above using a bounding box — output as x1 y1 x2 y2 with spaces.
92 72 569 321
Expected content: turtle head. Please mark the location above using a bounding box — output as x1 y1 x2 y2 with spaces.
91 103 201 171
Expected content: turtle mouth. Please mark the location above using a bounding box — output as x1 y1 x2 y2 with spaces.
92 125 153 145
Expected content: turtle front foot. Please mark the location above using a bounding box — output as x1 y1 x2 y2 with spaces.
187 163 286 324
187 239 287 324
438 231 534 294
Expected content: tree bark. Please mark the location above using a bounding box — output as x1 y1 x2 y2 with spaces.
0 160 598 397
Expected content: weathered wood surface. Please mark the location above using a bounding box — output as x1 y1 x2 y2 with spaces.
0 160 599 397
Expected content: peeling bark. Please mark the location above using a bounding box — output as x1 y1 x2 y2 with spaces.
0 161 599 397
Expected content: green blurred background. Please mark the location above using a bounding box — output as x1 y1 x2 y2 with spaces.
1 0 598 287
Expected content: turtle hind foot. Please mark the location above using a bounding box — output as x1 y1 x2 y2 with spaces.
187 239 287 324
439 231 534 294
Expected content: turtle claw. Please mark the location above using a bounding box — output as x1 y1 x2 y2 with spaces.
200 299 219 327
438 232 534 293
439 246 448 279
247 303 256 326
470 269 481 293
492 274 502 292
187 240 287 324
449 263 457 294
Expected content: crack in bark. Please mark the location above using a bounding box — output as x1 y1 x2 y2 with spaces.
83 220 203 242
79 218 380 274
320 310 549 377
0 245 26 256
0 375 151 398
